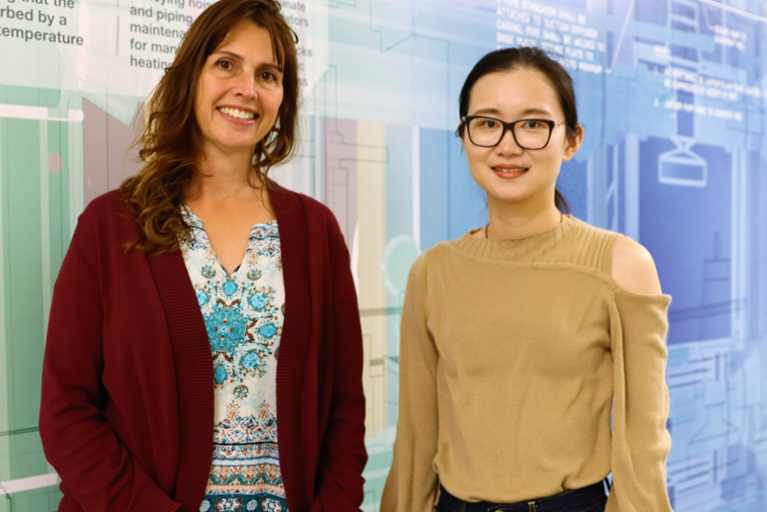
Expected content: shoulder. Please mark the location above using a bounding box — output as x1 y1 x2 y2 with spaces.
538 216 621 273
566 216 622 246
271 185 338 231
78 189 131 227
74 189 134 240
409 251 428 276
406 245 446 285
558 217 661 294
270 186 353 268
80 189 128 218
611 235 663 294
294 192 347 249
403 252 430 304
64 190 136 269
296 191 336 224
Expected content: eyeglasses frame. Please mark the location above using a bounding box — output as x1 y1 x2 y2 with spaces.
461 116 566 149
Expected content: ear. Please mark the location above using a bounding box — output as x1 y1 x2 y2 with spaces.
562 124 584 162
458 125 470 147
457 122 467 140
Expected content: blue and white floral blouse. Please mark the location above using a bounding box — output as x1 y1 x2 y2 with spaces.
178 206 288 512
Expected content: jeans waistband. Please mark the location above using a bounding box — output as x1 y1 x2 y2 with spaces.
437 480 608 512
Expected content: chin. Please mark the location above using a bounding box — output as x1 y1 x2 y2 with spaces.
483 182 528 203
215 134 259 149
489 192 528 205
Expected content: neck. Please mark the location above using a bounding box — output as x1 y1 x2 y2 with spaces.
188 145 260 203
485 192 563 239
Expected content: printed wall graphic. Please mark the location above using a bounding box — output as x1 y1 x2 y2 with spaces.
1 0 766 510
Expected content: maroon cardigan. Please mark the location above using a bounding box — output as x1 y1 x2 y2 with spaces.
39 186 367 512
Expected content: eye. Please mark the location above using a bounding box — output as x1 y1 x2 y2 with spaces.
216 59 233 70
260 71 277 82
523 120 541 128
481 119 499 128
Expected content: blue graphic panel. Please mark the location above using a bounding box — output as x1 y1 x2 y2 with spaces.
350 0 767 511
1 0 767 509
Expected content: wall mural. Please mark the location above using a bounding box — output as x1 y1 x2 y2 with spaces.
1 0 766 510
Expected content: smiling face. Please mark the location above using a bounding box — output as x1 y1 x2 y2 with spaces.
194 21 284 160
462 67 581 210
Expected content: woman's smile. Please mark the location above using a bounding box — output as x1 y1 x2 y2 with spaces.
216 105 260 125
491 164 529 179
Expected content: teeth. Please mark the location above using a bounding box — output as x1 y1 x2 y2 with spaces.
218 107 256 120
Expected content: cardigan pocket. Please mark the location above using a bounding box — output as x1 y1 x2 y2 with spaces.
129 482 182 512
59 496 85 511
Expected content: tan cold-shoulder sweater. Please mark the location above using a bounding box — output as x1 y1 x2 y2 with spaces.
381 216 673 512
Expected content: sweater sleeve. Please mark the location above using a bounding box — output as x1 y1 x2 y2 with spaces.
380 254 439 512
312 213 368 511
39 212 180 512
607 288 673 512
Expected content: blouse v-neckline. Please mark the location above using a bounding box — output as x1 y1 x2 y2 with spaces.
181 204 278 278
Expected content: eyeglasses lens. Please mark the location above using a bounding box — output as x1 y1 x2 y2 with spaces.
468 118 550 149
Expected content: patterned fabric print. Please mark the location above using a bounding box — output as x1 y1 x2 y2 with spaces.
179 207 288 512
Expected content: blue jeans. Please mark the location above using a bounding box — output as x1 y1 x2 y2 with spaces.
435 480 608 512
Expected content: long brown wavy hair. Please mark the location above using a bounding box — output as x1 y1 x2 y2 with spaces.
121 0 299 253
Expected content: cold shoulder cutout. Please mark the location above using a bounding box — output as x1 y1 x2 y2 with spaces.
611 235 663 295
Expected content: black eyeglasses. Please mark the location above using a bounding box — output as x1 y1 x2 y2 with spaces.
461 116 565 149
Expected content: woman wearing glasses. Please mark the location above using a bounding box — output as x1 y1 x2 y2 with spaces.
381 47 673 512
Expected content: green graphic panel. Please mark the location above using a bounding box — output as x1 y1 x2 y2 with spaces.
0 484 62 512
0 84 76 507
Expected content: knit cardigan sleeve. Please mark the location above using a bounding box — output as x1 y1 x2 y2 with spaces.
607 288 674 512
380 254 439 512
39 206 181 512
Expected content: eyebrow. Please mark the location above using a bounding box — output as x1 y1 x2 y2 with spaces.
213 49 244 61
213 50 282 73
471 107 553 117
259 62 283 74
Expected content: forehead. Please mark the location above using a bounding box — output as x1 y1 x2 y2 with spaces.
214 21 278 63
468 68 563 117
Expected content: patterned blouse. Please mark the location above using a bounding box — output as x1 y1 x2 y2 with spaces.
178 206 288 512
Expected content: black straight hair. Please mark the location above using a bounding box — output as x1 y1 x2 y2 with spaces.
458 47 580 214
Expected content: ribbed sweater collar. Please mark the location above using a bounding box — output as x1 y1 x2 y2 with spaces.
450 215 578 261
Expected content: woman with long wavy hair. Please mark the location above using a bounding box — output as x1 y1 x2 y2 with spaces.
39 1 367 510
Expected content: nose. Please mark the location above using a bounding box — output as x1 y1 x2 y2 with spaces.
495 126 523 156
232 71 258 99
